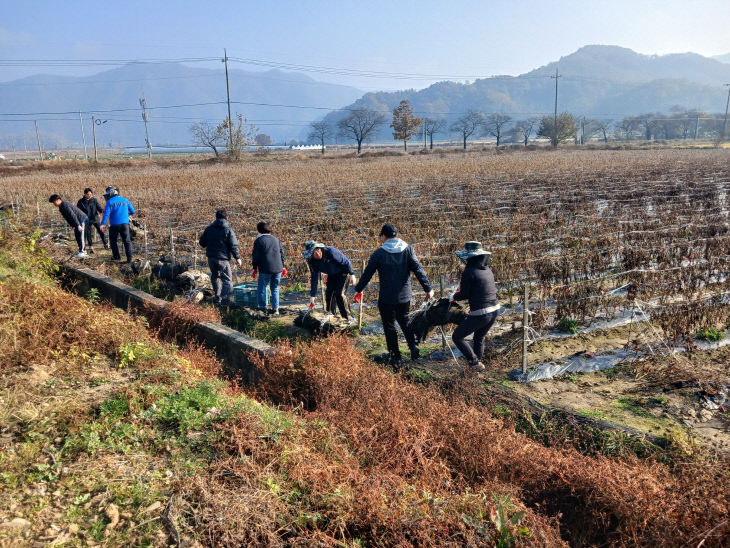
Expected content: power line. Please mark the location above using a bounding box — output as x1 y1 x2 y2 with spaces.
0 101 228 116
228 56 543 81
0 57 219 67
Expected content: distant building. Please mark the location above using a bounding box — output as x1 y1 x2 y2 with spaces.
290 145 323 151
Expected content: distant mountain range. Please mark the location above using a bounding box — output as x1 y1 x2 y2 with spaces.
714 53 730 64
2 45 730 150
321 45 730 143
0 64 363 148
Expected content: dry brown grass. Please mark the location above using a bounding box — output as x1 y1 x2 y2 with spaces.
250 336 730 547
0 281 147 371
144 299 221 344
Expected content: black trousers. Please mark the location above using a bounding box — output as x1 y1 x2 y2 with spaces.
325 272 349 320
109 223 132 263
452 311 497 364
378 301 417 359
85 221 107 247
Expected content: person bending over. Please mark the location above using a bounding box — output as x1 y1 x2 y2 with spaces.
303 240 356 322
49 194 88 258
451 241 499 372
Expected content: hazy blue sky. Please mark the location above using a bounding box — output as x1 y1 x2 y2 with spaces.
2 0 729 90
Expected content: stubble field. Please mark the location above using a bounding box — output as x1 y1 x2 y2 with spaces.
1 147 730 546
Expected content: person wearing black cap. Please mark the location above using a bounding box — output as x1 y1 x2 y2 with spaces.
199 209 242 305
251 221 287 315
49 194 88 258
354 223 433 364
302 240 357 322
450 241 499 372
77 188 107 253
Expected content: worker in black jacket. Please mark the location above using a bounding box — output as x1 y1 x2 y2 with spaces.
450 241 499 372
355 223 433 364
303 241 356 321
251 221 287 314
49 194 88 257
77 188 107 253
199 209 242 305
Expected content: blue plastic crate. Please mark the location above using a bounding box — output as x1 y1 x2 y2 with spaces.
233 282 269 308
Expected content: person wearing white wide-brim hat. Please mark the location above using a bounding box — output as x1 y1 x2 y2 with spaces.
450 241 499 372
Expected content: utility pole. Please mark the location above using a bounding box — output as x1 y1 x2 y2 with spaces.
139 95 152 158
694 114 700 140
91 116 98 162
33 120 43 161
580 116 585 145
550 68 561 147
223 48 234 156
79 111 88 160
723 84 730 141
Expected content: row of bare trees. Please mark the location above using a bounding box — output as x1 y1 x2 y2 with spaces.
307 101 581 153
615 108 728 141
190 104 728 158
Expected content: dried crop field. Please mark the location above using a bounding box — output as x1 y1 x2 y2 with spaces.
3 149 730 545
4 148 730 343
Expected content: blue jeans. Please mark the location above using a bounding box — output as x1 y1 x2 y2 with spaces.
258 271 281 310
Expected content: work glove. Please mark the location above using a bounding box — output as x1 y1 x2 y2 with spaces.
308 297 316 310
251 268 257 279
236 258 242 268
349 274 357 286
354 292 363 304
100 225 104 233
426 290 435 300
281 267 287 277
77 225 83 232
322 274 328 284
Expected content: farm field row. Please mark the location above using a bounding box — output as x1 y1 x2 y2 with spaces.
5 148 730 341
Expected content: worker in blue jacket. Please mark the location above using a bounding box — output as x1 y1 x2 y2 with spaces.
302 240 356 322
99 186 135 264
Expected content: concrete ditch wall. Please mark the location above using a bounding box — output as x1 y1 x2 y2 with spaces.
60 265 272 383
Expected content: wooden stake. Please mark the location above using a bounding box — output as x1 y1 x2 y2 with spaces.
358 259 365 330
169 227 175 264
440 274 446 350
320 273 326 312
522 284 529 374
193 233 198 269
143 223 148 266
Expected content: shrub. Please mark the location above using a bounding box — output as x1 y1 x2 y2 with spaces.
557 316 580 334
696 327 725 342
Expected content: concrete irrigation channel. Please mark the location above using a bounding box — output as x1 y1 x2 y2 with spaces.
59 265 273 383
59 263 673 451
